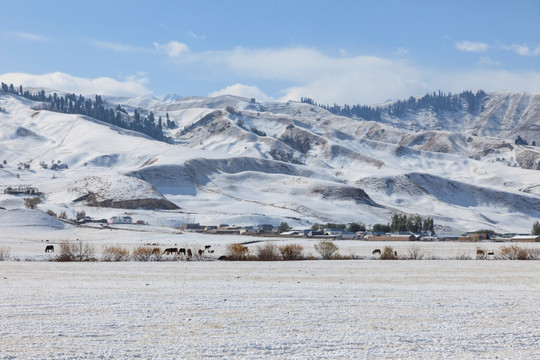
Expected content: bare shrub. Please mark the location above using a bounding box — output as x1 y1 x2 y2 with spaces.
58 211 67 219
46 209 57 218
56 240 96 262
499 245 540 260
225 243 250 260
279 243 304 260
102 245 130 262
0 246 11 261
24 197 41 209
380 246 397 260
406 245 424 260
257 242 281 261
132 246 157 261
135 220 148 225
314 240 339 259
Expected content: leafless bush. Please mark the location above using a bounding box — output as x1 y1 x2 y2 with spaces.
56 240 96 262
454 253 472 260
498 245 540 260
225 243 250 260
135 220 148 225
132 246 157 261
76 210 86 221
257 242 281 261
279 243 304 260
406 245 424 260
24 197 41 209
0 246 10 261
46 209 57 218
314 240 339 259
380 246 397 260
102 245 130 262
58 211 67 219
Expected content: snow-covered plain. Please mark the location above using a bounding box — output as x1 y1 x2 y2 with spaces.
1 261 539 359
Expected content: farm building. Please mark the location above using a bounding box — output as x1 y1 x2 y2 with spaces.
511 235 540 242
109 216 133 225
365 234 417 241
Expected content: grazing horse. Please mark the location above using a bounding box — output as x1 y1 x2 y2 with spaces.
164 247 178 255
179 248 186 255
372 249 381 255
204 245 211 250
186 249 192 258
198 249 204 256
45 245 54 253
476 249 485 256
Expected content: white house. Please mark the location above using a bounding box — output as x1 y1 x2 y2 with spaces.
109 216 133 225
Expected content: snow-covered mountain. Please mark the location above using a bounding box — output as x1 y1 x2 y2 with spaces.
0 89 538 233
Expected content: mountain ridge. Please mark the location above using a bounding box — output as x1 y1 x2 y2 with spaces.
0 88 538 233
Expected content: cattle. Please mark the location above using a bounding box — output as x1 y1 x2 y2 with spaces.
198 249 204 256
204 245 211 250
372 249 381 255
186 249 192 257
45 245 54 253
209 250 214 254
164 247 178 255
487 252 495 256
179 248 186 255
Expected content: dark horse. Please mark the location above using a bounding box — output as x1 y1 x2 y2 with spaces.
45 245 54 253
372 249 381 255
164 247 178 255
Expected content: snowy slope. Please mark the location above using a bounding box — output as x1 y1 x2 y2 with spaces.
1 90 539 233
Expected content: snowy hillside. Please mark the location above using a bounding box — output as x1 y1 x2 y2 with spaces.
0 89 538 233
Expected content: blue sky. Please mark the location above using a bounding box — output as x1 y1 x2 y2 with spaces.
1 0 540 104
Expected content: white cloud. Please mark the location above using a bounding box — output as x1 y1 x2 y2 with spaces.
502 43 540 57
187 31 205 40
455 41 489 53
11 31 50 42
182 47 429 104
90 39 148 53
0 72 150 97
395 47 409 56
209 84 273 101
478 56 501 66
153 41 189 58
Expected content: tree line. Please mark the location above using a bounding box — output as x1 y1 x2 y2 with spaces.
1 83 170 142
301 89 487 120
372 214 434 234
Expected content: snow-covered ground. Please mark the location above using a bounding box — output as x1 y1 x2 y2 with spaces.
1 261 539 359
2 218 540 261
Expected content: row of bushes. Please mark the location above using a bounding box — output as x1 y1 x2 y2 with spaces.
1 242 539 262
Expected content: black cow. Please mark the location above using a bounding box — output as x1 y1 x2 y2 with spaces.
45 245 54 253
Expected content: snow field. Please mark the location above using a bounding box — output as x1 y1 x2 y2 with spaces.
1 261 539 359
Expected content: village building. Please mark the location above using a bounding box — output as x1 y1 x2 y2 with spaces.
511 235 540 242
109 216 133 225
